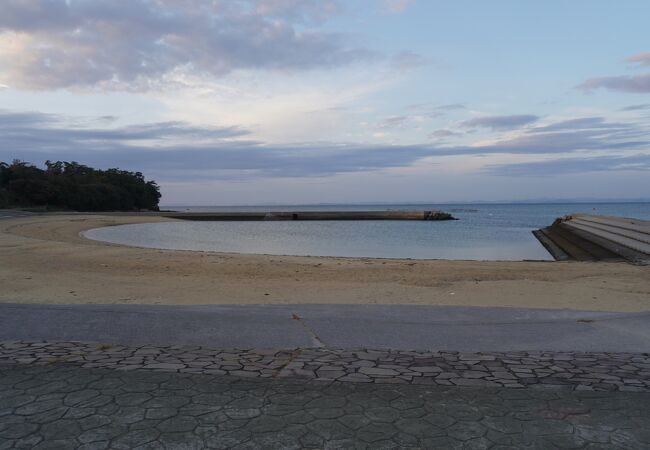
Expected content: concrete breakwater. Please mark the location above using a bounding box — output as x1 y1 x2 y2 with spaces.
161 210 456 221
534 214 650 263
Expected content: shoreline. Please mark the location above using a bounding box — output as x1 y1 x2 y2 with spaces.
0 214 648 311
80 227 554 263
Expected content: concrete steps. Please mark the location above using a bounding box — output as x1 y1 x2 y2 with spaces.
572 214 650 235
565 221 650 255
534 214 650 263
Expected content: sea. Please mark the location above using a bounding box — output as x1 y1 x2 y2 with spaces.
83 202 650 261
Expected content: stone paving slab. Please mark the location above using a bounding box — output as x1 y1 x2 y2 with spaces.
1 364 649 449
1 341 649 392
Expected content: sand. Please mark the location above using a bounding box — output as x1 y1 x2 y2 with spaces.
0 214 648 312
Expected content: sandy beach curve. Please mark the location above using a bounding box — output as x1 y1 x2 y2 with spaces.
1 214 648 312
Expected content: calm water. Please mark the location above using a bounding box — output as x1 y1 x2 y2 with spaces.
84 203 650 261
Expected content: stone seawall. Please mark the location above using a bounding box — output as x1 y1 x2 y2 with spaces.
161 210 456 221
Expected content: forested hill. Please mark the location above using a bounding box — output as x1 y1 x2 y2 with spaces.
0 161 161 211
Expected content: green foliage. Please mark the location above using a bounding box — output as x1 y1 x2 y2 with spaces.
0 160 161 211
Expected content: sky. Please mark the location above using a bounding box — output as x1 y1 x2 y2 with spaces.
1 0 649 205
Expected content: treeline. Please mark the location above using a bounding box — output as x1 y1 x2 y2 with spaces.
0 160 161 211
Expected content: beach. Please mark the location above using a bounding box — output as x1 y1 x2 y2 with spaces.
1 214 648 312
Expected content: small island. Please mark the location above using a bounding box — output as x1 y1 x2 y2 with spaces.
0 160 161 211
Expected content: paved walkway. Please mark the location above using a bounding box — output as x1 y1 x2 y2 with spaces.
2 341 650 392
2 303 648 448
2 303 650 352
2 363 650 450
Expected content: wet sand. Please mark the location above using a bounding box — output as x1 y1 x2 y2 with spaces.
1 214 648 312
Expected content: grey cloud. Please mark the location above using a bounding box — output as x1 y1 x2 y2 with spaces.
406 103 465 119
461 115 539 130
457 131 642 155
111 122 250 141
484 154 650 177
377 116 411 130
2 110 649 181
0 110 250 152
621 104 650 111
0 0 373 90
429 129 459 139
626 52 650 67
450 115 649 156
527 117 628 133
251 0 342 24
0 110 433 178
577 73 650 93
408 103 465 111
376 109 442 130
5 142 436 180
0 110 56 127
388 103 466 128
577 51 650 94
96 115 119 124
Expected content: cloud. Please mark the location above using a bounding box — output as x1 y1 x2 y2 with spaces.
484 154 650 176
527 117 627 133
0 110 250 151
390 51 428 71
376 110 440 131
377 115 411 130
450 115 649 156
465 131 640 155
626 51 650 67
376 111 441 130
0 0 373 90
429 129 460 139
376 103 455 130
2 110 649 181
383 0 414 13
461 114 539 130
403 103 465 121
434 104 466 111
577 73 650 93
577 51 650 94
252 0 342 24
0 110 436 178
621 104 650 111
408 103 465 112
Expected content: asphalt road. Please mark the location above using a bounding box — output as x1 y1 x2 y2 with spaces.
1 303 648 352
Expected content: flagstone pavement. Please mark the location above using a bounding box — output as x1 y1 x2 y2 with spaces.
1 342 650 449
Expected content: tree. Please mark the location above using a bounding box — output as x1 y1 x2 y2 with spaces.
0 162 9 208
0 160 161 211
